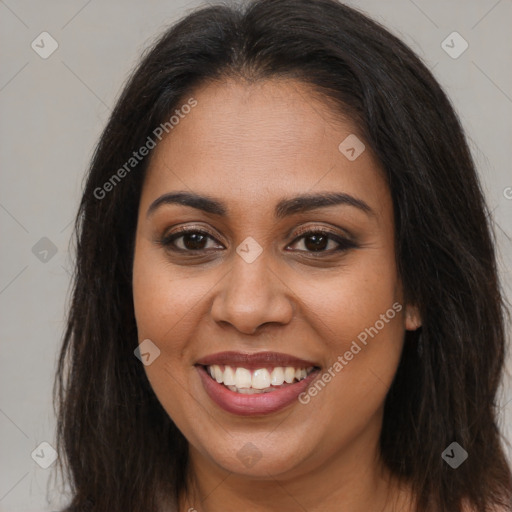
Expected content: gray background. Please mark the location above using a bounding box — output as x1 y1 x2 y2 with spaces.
1 0 511 510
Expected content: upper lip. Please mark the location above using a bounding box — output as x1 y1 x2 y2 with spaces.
195 351 320 369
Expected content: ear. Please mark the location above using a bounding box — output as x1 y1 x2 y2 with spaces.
405 304 422 331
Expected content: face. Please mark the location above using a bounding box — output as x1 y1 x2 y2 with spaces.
132 78 420 481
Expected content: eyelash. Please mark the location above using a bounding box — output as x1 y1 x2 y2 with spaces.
159 225 357 256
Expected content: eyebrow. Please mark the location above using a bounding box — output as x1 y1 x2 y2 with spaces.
147 191 374 218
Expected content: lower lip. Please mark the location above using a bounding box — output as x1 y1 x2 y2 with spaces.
196 365 320 416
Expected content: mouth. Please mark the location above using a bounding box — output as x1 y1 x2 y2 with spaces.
195 351 321 415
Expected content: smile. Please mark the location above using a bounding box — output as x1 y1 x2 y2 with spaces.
195 351 321 415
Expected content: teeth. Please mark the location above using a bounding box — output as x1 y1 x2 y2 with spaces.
213 365 223 383
295 368 307 380
234 367 252 388
270 367 285 386
252 369 271 389
223 365 236 386
205 364 315 392
284 367 296 383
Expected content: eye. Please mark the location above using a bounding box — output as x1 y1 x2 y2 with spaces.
160 227 223 252
159 226 357 255
287 228 357 254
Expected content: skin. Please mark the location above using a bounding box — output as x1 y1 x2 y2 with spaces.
132 77 422 512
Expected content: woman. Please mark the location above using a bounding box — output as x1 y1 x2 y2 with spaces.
54 0 512 510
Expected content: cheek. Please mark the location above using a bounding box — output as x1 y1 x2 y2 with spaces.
293 246 404 418
131 238 205 432
132 238 210 345
296 242 402 350
131 239 197 405
131 237 225 417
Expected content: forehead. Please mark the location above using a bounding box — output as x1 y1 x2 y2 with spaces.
141 78 390 219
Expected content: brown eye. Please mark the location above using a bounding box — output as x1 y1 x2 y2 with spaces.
161 229 223 252
288 230 357 254
302 233 330 251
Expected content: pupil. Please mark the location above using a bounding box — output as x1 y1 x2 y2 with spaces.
305 234 327 251
184 233 206 250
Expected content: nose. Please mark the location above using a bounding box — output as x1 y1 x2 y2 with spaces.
210 251 294 335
